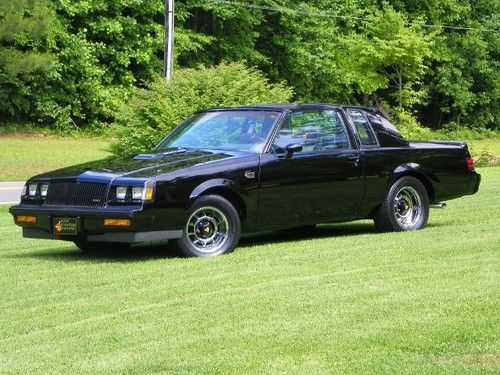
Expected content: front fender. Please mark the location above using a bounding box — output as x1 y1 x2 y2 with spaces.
189 178 235 199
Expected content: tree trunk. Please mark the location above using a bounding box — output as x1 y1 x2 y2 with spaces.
398 65 403 109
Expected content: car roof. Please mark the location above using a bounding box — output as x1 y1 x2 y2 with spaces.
202 103 378 113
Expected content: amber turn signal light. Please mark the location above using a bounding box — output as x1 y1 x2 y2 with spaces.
143 186 154 202
103 219 131 227
16 215 37 224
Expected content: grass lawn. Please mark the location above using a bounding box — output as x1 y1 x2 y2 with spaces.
0 134 111 182
468 139 500 158
0 167 498 374
0 133 499 182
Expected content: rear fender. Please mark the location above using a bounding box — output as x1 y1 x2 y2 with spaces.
389 163 437 202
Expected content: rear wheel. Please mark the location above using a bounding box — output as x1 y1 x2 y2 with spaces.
374 176 429 232
173 195 241 257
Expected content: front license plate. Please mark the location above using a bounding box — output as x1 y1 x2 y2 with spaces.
53 217 78 235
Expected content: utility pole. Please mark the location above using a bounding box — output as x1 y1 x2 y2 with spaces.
164 0 174 80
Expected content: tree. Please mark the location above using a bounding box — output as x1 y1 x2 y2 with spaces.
0 0 54 118
345 6 433 109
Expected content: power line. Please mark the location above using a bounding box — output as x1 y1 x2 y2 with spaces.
207 0 365 22
206 0 500 34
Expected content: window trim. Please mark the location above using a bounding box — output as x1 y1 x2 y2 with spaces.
346 109 380 148
266 109 353 155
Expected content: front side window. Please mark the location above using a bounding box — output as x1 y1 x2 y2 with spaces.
347 109 378 146
157 110 281 152
270 110 350 153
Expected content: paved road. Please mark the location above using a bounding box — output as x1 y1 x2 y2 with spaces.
0 182 24 204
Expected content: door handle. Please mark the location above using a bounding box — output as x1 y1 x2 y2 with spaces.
347 155 360 166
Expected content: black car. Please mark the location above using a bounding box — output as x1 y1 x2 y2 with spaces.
10 104 481 257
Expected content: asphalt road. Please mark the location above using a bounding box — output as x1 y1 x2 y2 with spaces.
0 182 24 204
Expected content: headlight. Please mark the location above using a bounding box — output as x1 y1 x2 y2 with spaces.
116 186 128 201
40 183 49 197
114 185 154 203
132 187 143 200
28 183 38 196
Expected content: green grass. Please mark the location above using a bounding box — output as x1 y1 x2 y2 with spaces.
468 139 500 157
0 132 499 181
0 168 498 374
0 134 111 182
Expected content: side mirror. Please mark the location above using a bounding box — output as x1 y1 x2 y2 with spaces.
285 143 303 156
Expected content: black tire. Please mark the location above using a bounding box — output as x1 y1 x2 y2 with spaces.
172 195 241 257
374 176 429 232
74 240 130 252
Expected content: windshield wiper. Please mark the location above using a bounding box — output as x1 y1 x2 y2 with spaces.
134 149 187 160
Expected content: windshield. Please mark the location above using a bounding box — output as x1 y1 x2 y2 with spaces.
157 110 281 152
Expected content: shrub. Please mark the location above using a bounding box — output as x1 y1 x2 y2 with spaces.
110 62 293 155
390 108 435 140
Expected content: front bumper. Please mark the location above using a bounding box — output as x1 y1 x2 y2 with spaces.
21 228 182 243
9 204 183 243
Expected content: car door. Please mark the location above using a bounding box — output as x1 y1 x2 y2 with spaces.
257 109 364 227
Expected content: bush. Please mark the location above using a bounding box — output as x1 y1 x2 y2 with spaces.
110 62 293 155
391 108 435 140
392 108 500 141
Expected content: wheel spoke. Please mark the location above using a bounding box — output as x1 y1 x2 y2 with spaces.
185 205 230 253
393 186 422 228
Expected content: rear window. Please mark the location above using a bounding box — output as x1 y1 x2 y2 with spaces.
365 112 408 147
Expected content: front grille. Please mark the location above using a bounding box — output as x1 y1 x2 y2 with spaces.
44 182 108 208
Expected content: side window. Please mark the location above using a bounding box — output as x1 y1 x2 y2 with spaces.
271 110 350 153
364 112 409 147
347 110 378 146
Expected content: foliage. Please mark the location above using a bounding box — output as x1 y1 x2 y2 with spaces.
0 0 55 119
345 6 434 108
419 29 500 130
391 108 435 140
110 62 293 155
0 0 499 133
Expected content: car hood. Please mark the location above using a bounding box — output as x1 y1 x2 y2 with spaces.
32 149 239 182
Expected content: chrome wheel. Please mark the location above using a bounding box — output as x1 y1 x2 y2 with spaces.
186 206 229 254
393 186 422 229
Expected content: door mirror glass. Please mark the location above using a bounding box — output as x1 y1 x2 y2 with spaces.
286 143 303 154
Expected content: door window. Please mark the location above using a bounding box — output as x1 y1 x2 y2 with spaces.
270 110 350 153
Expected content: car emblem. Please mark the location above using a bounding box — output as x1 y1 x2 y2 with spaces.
244 171 256 179
54 220 63 233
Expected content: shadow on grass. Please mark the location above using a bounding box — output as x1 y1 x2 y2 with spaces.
7 241 177 263
7 221 446 263
239 222 378 246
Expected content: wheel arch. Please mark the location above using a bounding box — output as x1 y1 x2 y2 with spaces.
189 179 247 220
389 163 436 203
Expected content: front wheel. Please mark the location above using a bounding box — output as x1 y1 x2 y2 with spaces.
374 176 429 232
172 195 241 257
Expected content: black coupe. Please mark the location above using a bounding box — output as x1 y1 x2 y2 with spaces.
10 104 481 256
